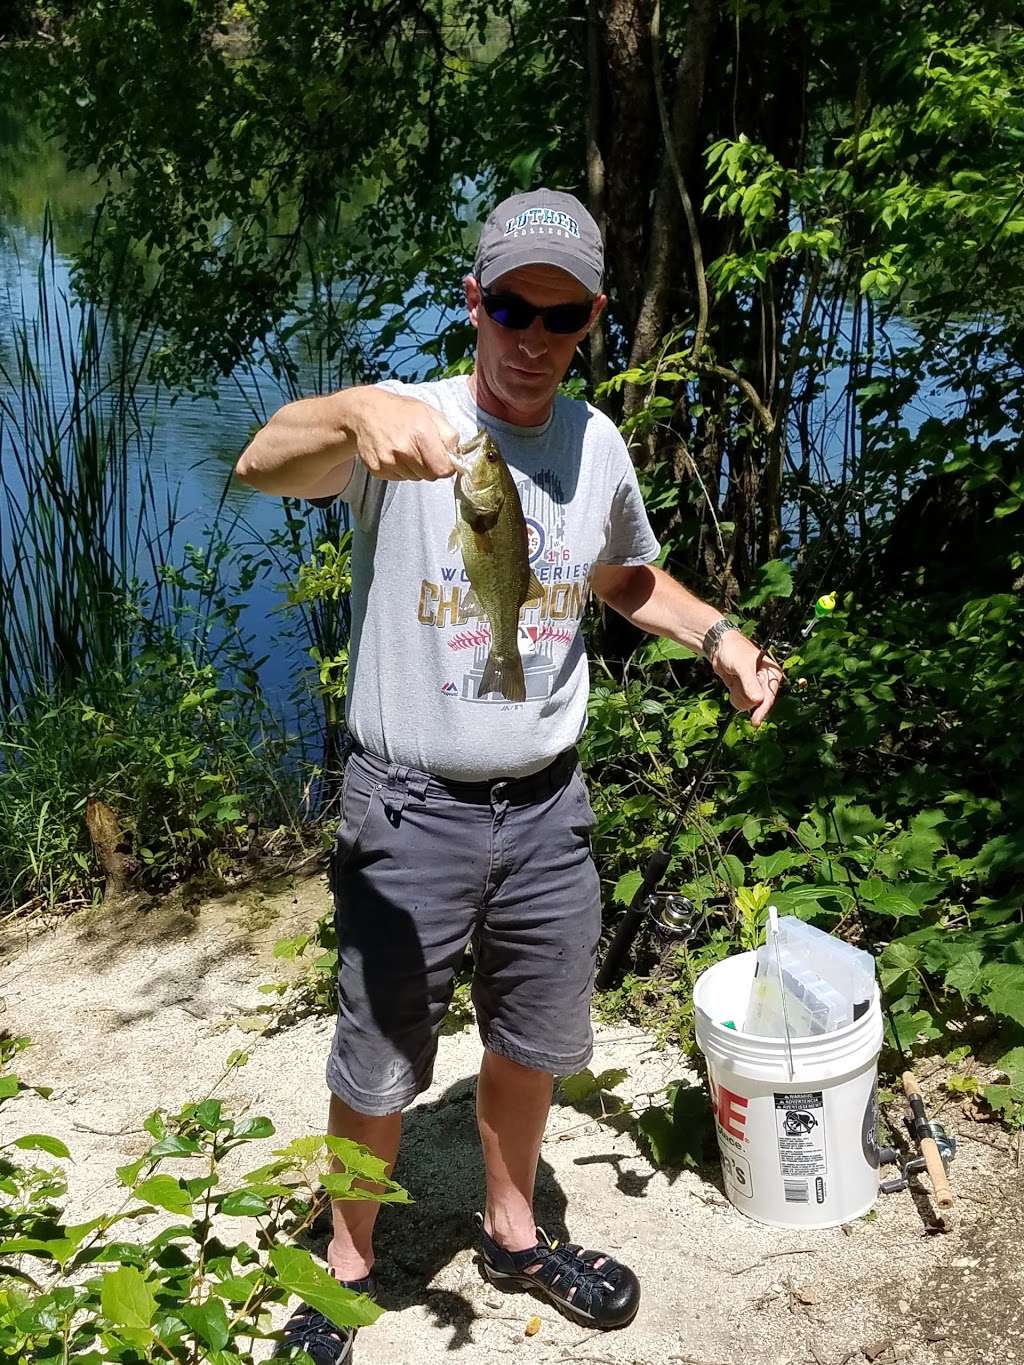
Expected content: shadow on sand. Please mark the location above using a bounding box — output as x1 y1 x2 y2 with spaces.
296 1065 724 1345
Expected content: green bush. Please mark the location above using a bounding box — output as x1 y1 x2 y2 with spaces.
0 1036 403 1362
583 573 1024 1111
0 609 300 916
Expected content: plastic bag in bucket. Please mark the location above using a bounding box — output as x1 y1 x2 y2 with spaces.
694 950 883 1229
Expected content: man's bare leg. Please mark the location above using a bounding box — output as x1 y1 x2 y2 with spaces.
326 1093 402 1280
477 1049 553 1249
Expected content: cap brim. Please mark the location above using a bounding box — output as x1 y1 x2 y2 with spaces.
479 243 602 296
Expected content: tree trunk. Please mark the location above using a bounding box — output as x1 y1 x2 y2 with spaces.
624 0 720 421
598 0 657 337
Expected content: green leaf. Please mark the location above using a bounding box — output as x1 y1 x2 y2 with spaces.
0 1076 20 1099
194 1099 224 1131
116 1158 147 1188
592 1067 629 1092
982 1084 1024 1120
751 850 806 879
100 1266 156 1331
270 1247 384 1328
869 891 924 920
980 964 1024 1027
231 1117 275 1141
971 834 1024 883
640 637 692 664
211 1271 261 1304
828 799 886 842
12 1134 70 1159
944 950 985 1001
559 1070 597 1103
740 558 793 609
179 1298 230 1350
714 854 746 888
143 1112 166 1140
634 1083 710 1170
148 1134 201 1159
219 1190 270 1217
993 1046 1024 1090
887 1008 941 1050
612 870 643 906
134 1175 193 1216
509 146 546 189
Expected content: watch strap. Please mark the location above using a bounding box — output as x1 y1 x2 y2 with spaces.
701 616 740 662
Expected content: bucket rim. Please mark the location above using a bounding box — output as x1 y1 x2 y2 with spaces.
693 949 880 1048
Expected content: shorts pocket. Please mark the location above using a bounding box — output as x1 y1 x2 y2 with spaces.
568 766 598 843
331 761 380 888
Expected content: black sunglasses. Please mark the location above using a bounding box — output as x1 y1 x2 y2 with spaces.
479 285 594 335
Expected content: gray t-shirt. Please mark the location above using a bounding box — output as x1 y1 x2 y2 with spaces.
339 375 659 780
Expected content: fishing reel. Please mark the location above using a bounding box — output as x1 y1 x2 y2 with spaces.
650 894 699 944
652 893 736 948
879 1116 957 1196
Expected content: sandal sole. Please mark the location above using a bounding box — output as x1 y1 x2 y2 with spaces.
481 1262 640 1329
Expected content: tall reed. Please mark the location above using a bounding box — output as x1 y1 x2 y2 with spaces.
0 216 307 915
0 212 166 715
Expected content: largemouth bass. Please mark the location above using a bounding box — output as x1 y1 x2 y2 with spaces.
448 430 543 702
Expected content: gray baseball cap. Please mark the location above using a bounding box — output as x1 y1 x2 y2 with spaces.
474 188 604 295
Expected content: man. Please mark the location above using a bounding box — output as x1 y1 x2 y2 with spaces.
236 188 783 1363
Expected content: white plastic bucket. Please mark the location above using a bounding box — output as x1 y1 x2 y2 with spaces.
693 950 883 1229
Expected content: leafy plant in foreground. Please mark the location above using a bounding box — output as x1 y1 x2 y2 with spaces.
0 1037 405 1362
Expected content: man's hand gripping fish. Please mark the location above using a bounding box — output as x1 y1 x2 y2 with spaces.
449 430 543 702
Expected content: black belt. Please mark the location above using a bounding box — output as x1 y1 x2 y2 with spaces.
343 734 579 805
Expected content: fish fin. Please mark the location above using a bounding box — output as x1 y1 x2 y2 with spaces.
448 524 461 553
479 650 526 703
525 570 544 602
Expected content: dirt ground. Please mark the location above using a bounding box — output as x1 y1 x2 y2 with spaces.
2 867 1022 1365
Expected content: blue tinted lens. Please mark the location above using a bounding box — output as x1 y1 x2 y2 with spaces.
544 302 593 334
482 290 592 334
484 294 535 329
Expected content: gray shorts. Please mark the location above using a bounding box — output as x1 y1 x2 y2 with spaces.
326 745 601 1116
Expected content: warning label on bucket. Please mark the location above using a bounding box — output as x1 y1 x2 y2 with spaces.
774 1092 827 1193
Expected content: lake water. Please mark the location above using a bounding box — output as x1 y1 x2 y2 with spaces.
0 89 448 729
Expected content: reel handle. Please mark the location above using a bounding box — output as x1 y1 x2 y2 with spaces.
902 1071 955 1209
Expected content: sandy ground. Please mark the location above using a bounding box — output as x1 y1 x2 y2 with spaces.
2 867 1022 1365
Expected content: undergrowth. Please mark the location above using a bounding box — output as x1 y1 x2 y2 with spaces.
0 1035 403 1362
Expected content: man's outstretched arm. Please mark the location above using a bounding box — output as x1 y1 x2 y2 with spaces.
590 562 784 727
235 386 459 497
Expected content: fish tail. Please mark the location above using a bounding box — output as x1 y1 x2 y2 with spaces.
480 649 526 703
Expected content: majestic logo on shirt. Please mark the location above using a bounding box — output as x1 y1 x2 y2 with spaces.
524 516 544 562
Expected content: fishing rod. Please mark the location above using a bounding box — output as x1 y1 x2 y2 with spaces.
595 590 836 992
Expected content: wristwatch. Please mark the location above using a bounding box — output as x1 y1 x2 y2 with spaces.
701 616 740 663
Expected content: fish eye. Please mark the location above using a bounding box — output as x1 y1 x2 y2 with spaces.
486 451 499 462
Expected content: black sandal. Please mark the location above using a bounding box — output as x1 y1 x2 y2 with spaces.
271 1273 377 1364
476 1214 640 1329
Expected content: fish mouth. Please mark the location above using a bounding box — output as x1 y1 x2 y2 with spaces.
451 430 487 479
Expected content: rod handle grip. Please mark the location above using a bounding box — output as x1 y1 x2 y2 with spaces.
902 1071 955 1209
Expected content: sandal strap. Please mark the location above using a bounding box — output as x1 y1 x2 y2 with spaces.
477 1217 623 1317
272 1275 377 1362
529 1242 618 1314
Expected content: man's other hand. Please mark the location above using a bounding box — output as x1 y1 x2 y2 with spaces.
352 390 459 482
712 631 785 727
